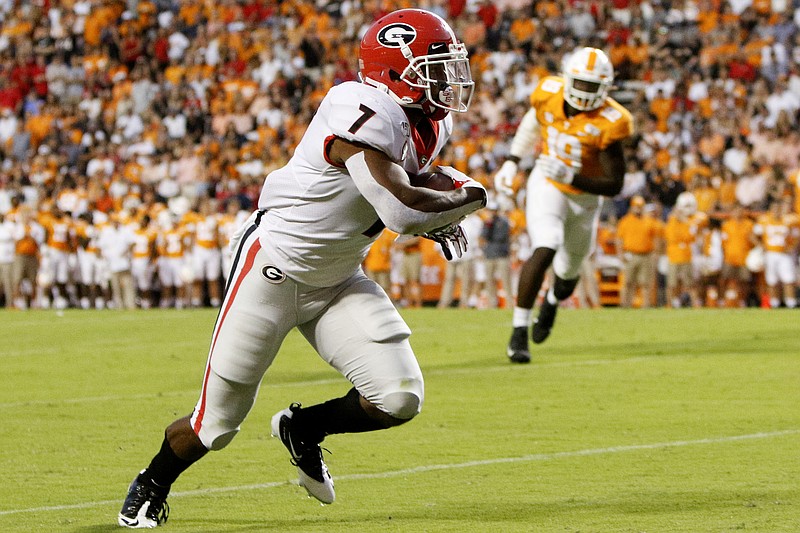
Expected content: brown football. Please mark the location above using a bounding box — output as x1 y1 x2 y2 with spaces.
408 170 455 191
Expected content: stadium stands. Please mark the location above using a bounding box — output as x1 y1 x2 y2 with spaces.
0 0 798 310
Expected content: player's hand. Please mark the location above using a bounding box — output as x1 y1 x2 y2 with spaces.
493 160 518 196
422 223 467 261
536 154 580 185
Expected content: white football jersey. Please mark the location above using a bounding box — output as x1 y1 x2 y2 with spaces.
257 81 452 287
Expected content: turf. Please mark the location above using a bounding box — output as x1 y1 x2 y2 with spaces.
1 308 798 532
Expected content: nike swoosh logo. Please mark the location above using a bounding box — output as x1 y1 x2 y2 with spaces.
283 425 303 459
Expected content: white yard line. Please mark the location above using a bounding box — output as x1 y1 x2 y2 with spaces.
1 429 797 517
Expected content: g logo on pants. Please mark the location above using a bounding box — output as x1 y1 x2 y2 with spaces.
261 265 286 284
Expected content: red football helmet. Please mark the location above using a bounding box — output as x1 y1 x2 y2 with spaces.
359 9 474 120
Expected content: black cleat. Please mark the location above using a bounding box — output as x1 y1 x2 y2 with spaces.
271 403 335 504
506 326 531 363
118 472 169 528
532 299 558 344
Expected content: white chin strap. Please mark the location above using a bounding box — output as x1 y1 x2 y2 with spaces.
362 76 422 110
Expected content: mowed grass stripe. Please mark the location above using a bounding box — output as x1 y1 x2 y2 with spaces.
1 428 796 517
0 352 737 409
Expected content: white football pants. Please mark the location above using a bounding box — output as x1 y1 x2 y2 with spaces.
190 214 423 450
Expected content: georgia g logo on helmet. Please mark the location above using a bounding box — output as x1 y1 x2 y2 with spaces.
377 23 417 48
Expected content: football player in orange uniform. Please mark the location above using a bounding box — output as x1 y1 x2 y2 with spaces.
75 212 108 309
188 199 223 307
494 47 633 362
131 215 157 308
39 207 76 309
753 199 799 308
156 214 190 309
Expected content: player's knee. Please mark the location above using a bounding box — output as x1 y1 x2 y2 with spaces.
553 276 579 300
382 390 423 420
205 428 239 451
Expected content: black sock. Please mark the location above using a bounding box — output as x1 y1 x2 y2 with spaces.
292 388 387 444
140 435 195 489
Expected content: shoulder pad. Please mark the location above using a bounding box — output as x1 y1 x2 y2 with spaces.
325 83 410 163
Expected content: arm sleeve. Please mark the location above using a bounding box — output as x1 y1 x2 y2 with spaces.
345 152 485 235
508 107 540 160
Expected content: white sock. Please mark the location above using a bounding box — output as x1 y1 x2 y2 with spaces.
770 297 780 309
512 307 532 328
786 298 797 309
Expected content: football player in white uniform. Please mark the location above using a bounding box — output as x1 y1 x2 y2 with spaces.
494 48 633 362
118 9 485 528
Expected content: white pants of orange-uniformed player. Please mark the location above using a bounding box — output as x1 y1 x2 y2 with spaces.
764 251 796 286
526 169 601 280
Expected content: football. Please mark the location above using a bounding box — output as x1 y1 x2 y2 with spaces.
408 170 456 191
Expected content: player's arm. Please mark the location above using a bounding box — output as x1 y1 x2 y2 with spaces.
494 108 540 193
329 137 486 236
570 141 626 197
507 108 541 164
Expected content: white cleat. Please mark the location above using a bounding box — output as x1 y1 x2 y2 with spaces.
271 404 335 504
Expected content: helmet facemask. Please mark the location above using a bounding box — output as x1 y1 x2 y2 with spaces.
562 47 614 112
564 75 609 111
401 43 474 116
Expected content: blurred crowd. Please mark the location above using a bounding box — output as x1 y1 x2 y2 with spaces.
1 0 799 310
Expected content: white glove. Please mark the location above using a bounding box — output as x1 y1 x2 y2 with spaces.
493 160 518 195
536 154 580 185
422 223 468 261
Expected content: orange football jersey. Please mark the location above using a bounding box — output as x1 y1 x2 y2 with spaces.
42 215 73 252
755 213 798 253
721 217 754 267
530 76 634 194
664 215 695 264
133 227 156 259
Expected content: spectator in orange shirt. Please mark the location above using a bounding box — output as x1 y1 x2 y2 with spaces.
616 196 663 307
664 194 701 308
720 205 755 307
12 206 46 309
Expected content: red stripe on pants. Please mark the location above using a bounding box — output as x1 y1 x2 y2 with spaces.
193 238 262 434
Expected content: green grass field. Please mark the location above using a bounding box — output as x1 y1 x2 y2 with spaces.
1 307 798 532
